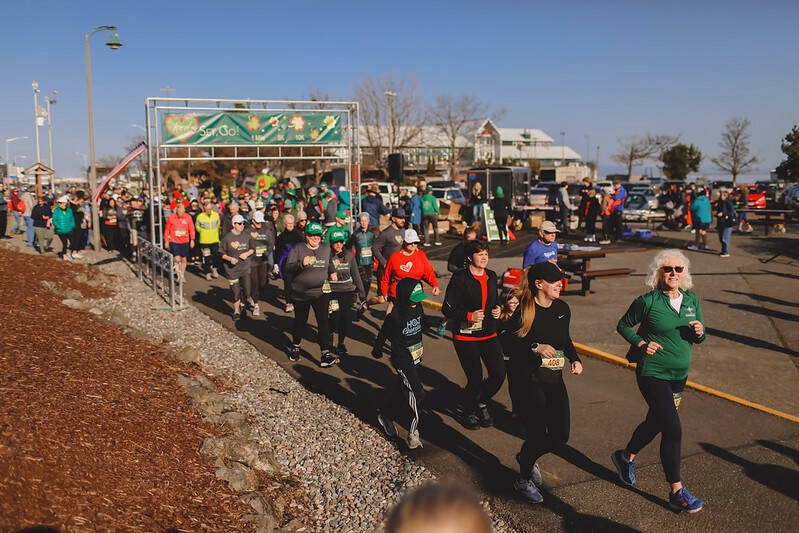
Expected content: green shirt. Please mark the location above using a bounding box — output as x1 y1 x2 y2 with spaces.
323 223 350 244
421 193 439 215
617 289 705 380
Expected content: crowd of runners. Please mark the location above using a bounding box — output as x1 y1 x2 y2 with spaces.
1 176 708 513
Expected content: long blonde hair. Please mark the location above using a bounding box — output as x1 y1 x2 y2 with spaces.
516 266 537 337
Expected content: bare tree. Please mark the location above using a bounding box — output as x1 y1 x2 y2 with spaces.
710 117 758 184
428 95 490 179
354 72 424 169
611 133 679 178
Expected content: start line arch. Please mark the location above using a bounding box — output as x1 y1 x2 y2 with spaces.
144 97 361 247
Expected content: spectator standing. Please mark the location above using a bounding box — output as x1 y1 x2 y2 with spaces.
52 195 76 260
469 182 485 225
490 186 510 244
21 188 36 246
610 181 627 242
100 198 120 252
69 194 87 258
409 188 423 243
420 186 441 246
581 188 600 243
688 190 711 250
10 188 25 234
31 196 54 253
0 186 7 238
557 182 576 235
715 190 736 258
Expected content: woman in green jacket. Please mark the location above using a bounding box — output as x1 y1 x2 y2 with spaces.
612 249 706 514
52 195 76 260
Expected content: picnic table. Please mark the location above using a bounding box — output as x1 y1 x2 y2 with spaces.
735 208 793 236
559 246 643 295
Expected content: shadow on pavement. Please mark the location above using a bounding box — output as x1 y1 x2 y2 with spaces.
705 327 799 358
756 439 799 467
724 290 799 308
699 442 799 501
543 490 646 533
705 298 799 322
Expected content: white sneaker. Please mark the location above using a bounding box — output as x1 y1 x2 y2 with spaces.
285 303 294 313
687 245 699 250
423 242 431 247
252 304 260 316
720 253 730 258
407 430 422 450
434 242 442 246
62 254 72 261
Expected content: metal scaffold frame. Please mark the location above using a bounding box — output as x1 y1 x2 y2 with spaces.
144 97 361 248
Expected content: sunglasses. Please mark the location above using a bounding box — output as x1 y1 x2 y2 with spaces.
233 222 244 226
662 266 684 273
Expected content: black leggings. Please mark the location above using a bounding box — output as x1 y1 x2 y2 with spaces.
453 337 506 411
292 296 330 352
250 262 268 302
626 374 686 483
57 233 71 256
357 265 372 300
229 274 252 304
201 243 220 274
330 291 356 346
382 354 425 436
518 380 570 478
494 215 507 241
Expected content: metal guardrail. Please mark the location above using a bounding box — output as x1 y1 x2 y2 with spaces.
135 234 183 310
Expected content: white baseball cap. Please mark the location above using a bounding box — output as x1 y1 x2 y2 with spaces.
252 211 265 223
58 195 70 203
231 214 245 224
403 228 421 244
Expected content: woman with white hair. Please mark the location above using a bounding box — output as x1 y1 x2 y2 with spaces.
612 249 706 513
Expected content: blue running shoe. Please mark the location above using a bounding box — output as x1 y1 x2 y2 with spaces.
513 478 543 503
669 487 704 513
611 449 636 486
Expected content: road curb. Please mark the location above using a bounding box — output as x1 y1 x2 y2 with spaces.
573 342 799 425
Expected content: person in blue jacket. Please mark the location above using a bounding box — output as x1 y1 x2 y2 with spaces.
361 186 389 232
523 221 560 269
688 189 712 251
410 188 423 242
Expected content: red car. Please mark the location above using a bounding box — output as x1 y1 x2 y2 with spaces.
732 184 766 209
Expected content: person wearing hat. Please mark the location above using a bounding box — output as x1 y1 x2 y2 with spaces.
52 195 76 260
195 199 222 280
247 210 273 316
306 186 324 223
164 202 196 281
327 227 366 356
379 228 439 314
323 209 350 245
372 207 408 298
442 240 505 429
502 261 583 503
372 277 433 450
284 221 337 367
420 186 442 246
490 186 511 245
351 212 376 315
220 214 255 320
523 221 560 269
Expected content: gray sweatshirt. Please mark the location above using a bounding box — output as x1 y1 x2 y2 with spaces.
330 249 366 297
372 225 404 267
285 242 332 301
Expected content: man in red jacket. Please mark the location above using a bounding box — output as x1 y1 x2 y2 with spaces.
164 202 196 282
379 228 439 313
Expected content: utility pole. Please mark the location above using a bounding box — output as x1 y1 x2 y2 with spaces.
585 135 590 165
384 90 396 156
560 131 566 166
596 145 601 179
160 85 175 100
32 81 41 163
46 91 58 191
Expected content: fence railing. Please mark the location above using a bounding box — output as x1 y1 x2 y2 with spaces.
136 234 183 310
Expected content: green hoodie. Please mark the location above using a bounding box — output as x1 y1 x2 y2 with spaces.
421 193 439 215
617 289 705 380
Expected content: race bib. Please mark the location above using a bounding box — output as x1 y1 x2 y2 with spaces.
409 342 423 364
107 215 117 224
175 228 187 237
540 350 566 371
322 281 332 294
329 299 339 313
201 247 211 257
255 245 267 257
460 320 483 334
361 248 372 259
673 391 683 409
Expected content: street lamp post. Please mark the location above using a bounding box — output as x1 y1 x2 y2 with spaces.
5 136 28 179
560 131 566 167
85 25 122 250
384 90 396 155
46 92 57 192
32 81 41 164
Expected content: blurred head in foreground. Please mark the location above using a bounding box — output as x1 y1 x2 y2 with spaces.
384 481 491 533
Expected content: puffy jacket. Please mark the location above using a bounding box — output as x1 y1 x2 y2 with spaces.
52 206 75 234
690 195 712 224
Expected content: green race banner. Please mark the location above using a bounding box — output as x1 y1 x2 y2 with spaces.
160 111 342 145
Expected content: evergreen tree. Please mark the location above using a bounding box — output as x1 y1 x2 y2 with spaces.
660 144 703 179
775 126 799 182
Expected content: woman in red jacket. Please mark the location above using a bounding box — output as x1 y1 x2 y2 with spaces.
379 229 439 313
164 202 196 282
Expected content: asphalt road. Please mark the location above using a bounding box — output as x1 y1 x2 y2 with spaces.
180 230 799 533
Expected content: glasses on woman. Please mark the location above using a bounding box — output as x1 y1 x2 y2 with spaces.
662 266 684 273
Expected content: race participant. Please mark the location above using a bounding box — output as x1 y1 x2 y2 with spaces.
323 209 350 244
522 221 560 268
442 240 505 429
284 222 336 367
447 226 478 273
129 197 146 260
379 228 439 314
164 202 196 282
372 207 407 298
327 228 366 356
195 199 221 280
219 214 254 320
372 278 432 450
351 212 375 316
503 261 583 503
613 249 705 514
248 210 272 316
497 287 522 418
274 212 305 313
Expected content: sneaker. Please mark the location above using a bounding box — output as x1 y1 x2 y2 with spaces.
205 272 213 281
377 411 398 438
478 404 493 427
211 268 219 279
687 245 699 250
407 430 423 450
720 253 730 258
320 351 339 368
288 344 301 362
356 301 368 320
611 450 636 486
437 322 446 336
462 410 481 430
423 242 431 247
252 304 260 316
62 255 72 261
285 303 294 313
599 239 611 245
434 241 442 246
669 487 704 513
233 309 241 320
513 478 543 503
515 453 543 485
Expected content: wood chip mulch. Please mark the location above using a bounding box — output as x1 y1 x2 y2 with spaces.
0 248 257 532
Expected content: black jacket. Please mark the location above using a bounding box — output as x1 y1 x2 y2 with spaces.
442 267 499 338
375 277 431 363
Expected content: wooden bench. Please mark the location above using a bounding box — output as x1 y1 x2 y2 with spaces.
577 268 634 295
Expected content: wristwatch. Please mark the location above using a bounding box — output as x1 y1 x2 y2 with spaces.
531 343 540 353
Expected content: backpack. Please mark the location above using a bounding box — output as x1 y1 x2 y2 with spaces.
625 292 656 364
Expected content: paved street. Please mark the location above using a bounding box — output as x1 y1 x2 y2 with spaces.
178 223 799 532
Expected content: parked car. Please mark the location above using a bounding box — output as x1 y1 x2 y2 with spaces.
430 187 466 206
528 187 551 207
623 192 658 221
755 180 783 206
781 183 799 219
732 184 766 209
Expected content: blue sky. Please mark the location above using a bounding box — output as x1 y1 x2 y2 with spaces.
2 0 796 178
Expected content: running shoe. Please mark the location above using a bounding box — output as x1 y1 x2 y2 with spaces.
407 430 422 450
423 242 431 247
288 344 301 362
376 411 398 438
434 241 442 246
611 449 636 486
478 404 493 427
513 478 543 503
687 245 699 250
320 351 339 368
515 452 543 485
720 254 730 258
285 303 294 313
599 239 611 245
252 304 260 316
233 309 241 321
462 410 481 430
356 301 368 320
669 487 704 513
205 272 213 281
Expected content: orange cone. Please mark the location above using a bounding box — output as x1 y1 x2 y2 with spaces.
508 228 516 241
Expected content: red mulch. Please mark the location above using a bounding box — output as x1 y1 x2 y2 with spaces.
0 247 257 532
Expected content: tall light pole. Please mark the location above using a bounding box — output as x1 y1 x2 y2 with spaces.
596 145 601 179
5 136 28 177
32 81 41 163
384 90 396 156
46 91 58 191
560 131 566 166
85 25 122 249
